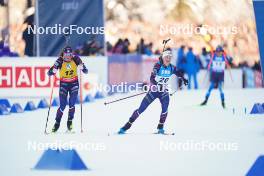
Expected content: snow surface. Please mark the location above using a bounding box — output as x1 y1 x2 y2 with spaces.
0 89 264 176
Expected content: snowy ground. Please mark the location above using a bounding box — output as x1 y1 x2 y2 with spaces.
0 88 264 176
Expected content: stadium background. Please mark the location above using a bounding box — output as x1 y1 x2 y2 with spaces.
0 0 263 97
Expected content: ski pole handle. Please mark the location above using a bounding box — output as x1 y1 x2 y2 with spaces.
162 38 171 52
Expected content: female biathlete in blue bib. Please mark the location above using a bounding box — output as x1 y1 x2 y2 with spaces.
118 49 188 134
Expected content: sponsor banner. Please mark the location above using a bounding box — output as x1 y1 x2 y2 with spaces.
37 0 104 56
108 54 242 89
254 71 263 87
0 56 107 97
108 54 142 85
142 55 159 83
244 68 255 88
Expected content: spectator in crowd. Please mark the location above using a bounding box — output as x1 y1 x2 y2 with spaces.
252 61 261 71
110 38 130 54
186 47 199 89
199 47 210 69
0 40 18 57
22 14 34 56
73 44 84 56
136 38 145 54
122 38 130 54
0 40 4 56
176 45 186 70
239 61 249 68
154 49 161 55
144 42 153 56
176 45 186 88
106 41 113 52
112 38 124 54
82 37 103 56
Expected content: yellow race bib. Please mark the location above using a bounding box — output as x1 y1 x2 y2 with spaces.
59 60 78 82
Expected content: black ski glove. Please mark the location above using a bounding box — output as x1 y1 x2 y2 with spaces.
81 64 88 74
47 67 57 76
181 77 189 86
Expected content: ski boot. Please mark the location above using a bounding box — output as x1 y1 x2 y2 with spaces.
221 100 226 109
118 128 126 134
67 120 73 131
157 128 165 134
200 98 208 106
118 121 133 134
52 122 60 133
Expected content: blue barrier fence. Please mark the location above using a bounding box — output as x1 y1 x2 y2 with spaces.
0 91 106 116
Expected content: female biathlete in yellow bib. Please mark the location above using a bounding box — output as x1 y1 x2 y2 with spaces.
47 46 88 132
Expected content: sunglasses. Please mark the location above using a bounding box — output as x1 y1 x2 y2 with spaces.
64 53 72 57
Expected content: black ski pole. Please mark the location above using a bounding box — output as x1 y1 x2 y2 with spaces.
44 77 55 134
104 92 147 106
79 70 83 133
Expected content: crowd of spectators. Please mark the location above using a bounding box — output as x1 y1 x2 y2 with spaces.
0 40 19 57
107 38 160 55
74 38 104 56
0 34 262 76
